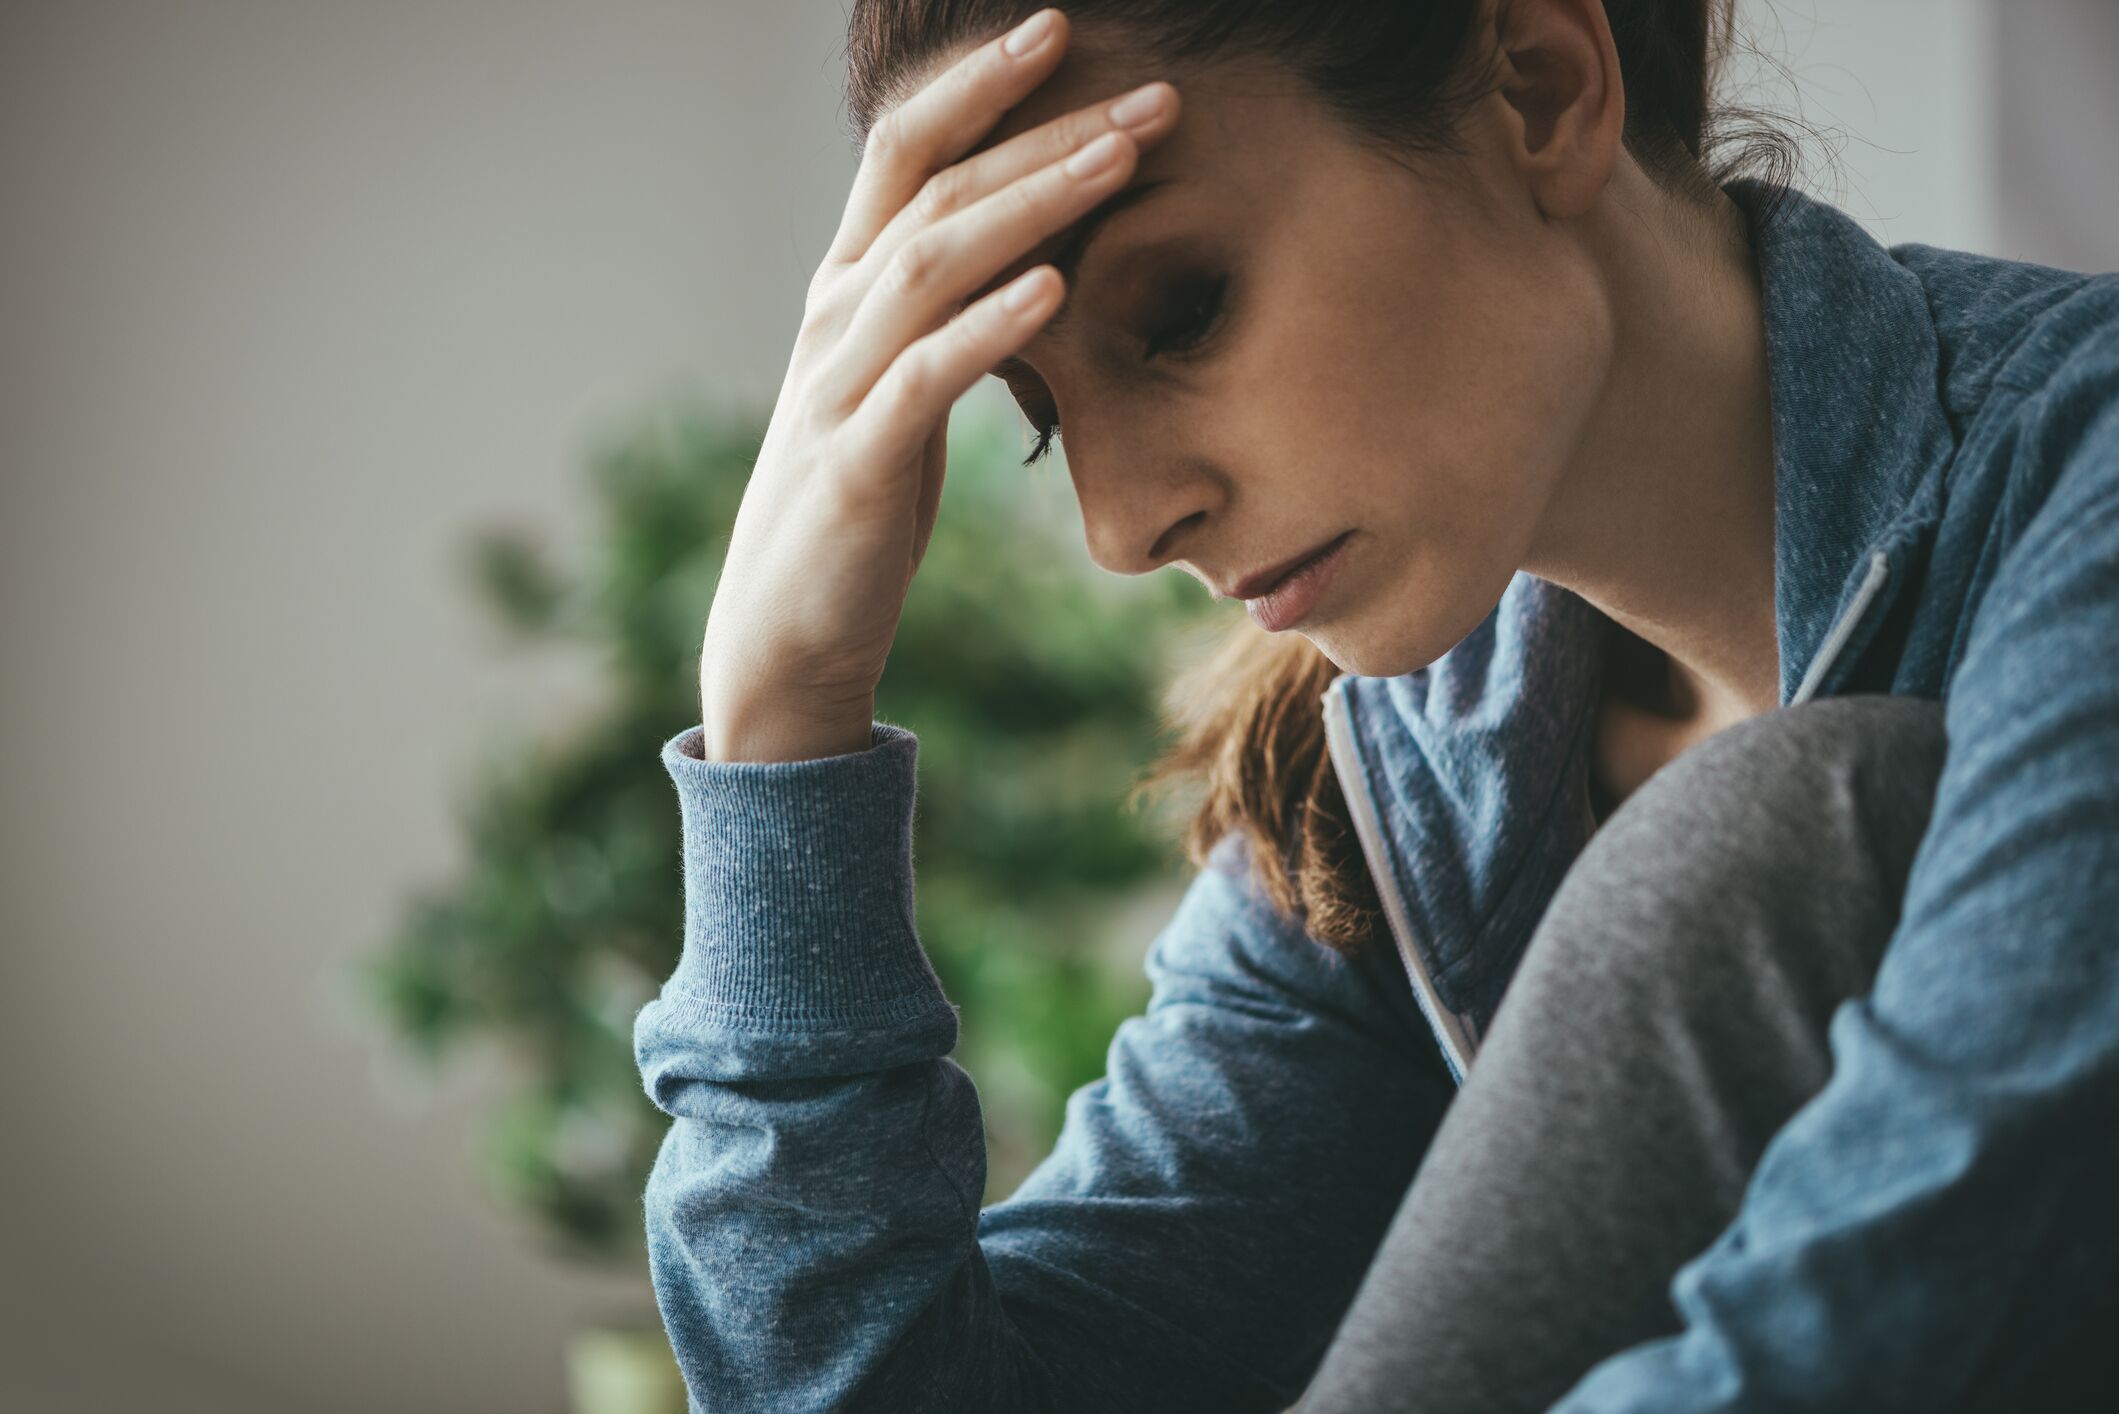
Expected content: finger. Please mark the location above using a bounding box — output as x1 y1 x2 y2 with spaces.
819 127 1138 411
827 7 1070 266
838 264 1064 491
908 421 948 577
863 78 1179 276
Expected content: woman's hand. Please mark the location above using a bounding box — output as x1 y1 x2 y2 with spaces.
698 7 1179 761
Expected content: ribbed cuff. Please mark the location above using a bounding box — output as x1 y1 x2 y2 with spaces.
655 719 955 1033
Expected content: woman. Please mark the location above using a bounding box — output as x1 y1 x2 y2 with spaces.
634 2 2119 1409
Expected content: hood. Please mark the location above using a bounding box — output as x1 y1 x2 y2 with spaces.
1322 180 1965 1047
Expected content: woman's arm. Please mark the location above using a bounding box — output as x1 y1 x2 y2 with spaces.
1553 336 2119 1411
634 720 1452 1412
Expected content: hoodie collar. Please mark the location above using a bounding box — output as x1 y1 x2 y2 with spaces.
1336 181 1956 1026
1726 179 1955 702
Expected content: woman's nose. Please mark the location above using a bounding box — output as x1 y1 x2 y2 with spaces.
1073 455 1220 577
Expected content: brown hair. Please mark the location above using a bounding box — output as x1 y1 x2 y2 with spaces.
844 0 1784 955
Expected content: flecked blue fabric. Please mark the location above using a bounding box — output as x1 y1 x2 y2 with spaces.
634 181 2119 1411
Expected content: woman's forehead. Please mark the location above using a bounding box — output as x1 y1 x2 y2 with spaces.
969 40 1163 152
956 38 1295 160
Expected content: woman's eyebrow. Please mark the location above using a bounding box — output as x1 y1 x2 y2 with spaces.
1045 178 1174 318
976 177 1176 346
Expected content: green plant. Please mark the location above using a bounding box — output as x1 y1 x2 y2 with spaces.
359 395 1222 1265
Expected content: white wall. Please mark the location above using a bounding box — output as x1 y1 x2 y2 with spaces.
1730 0 2117 267
0 4 859 1411
1731 0 1997 250
1 2 2109 1411
1992 0 2119 271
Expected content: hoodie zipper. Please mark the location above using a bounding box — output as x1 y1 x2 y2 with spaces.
1321 679 1478 1086
1316 550 1891 1087
1789 550 1891 705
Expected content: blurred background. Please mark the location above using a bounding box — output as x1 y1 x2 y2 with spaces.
2 1 2113 1410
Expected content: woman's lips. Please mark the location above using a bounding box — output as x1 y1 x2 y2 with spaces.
1223 530 1352 601
1244 530 1354 632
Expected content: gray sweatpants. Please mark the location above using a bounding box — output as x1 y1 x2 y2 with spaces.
1298 694 1950 1413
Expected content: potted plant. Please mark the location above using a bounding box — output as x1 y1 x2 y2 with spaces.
358 396 1219 1411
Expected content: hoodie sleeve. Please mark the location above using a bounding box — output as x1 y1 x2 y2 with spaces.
1554 341 2119 1412
633 719 1452 1413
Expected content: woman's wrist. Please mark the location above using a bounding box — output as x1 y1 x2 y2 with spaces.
700 692 877 763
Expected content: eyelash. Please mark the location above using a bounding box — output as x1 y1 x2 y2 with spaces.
1021 272 1231 468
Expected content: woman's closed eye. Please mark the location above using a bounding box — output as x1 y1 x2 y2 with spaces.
1140 269 1230 360
1021 270 1233 468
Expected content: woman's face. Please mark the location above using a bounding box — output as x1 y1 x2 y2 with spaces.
955 37 1616 678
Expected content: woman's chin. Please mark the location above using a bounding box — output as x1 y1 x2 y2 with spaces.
1303 626 1426 681
1307 585 1512 680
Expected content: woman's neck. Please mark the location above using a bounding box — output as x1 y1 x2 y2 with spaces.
1522 159 1783 726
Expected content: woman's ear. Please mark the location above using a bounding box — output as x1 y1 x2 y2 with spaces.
1482 0 1626 220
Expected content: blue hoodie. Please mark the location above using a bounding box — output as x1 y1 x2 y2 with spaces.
633 181 2119 1411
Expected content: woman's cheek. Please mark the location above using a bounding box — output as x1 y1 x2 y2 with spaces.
1316 328 1599 672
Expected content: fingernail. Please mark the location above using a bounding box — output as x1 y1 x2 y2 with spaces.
1065 131 1121 178
1004 9 1056 57
1106 82 1167 130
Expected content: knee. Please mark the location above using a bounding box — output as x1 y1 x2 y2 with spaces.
1618 694 1949 862
1529 695 1949 1002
